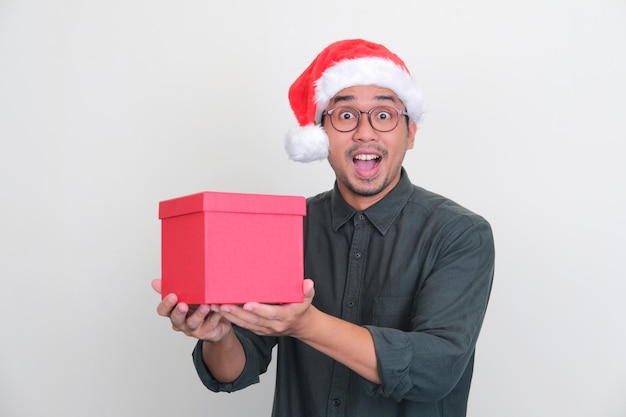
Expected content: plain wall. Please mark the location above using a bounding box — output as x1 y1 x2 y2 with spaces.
1 1 625 416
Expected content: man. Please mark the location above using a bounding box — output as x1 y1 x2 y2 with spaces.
153 38 495 417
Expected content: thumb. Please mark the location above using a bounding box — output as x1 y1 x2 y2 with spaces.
151 278 162 294
303 278 315 300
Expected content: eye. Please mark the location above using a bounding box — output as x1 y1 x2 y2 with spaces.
338 109 357 120
374 109 392 120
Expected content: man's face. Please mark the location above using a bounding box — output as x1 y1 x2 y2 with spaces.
324 85 417 210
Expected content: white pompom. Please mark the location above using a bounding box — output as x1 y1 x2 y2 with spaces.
284 124 329 163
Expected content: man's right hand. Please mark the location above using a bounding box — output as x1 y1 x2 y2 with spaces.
152 279 233 343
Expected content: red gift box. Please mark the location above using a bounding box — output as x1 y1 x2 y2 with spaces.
159 191 306 304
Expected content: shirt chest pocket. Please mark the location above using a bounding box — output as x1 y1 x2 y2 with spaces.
372 296 413 330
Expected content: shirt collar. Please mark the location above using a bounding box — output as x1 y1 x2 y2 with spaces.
330 168 413 235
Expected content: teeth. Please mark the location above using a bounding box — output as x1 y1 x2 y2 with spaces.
354 154 379 161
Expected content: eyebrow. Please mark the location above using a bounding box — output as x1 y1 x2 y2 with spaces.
331 94 399 105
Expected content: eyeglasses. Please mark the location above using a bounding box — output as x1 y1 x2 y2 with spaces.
322 106 409 133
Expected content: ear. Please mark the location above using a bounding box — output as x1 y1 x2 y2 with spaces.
406 121 417 150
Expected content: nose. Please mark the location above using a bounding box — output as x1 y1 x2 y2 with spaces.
352 113 377 142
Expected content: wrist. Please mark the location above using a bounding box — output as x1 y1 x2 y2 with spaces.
201 324 235 346
292 305 322 341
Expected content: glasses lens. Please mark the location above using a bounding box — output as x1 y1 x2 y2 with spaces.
326 106 402 132
329 107 360 132
370 106 399 132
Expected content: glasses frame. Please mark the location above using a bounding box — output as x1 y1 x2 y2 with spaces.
322 106 410 133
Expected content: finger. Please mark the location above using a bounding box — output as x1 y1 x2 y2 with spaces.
207 309 225 327
156 293 178 317
219 305 266 328
169 301 191 328
240 280 314 317
151 279 162 294
186 304 211 329
224 305 289 336
241 302 279 321
221 307 286 336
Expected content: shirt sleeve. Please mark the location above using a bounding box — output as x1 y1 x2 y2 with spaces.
364 216 495 402
192 326 277 393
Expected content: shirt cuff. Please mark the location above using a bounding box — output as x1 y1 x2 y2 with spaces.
191 334 261 393
364 325 414 401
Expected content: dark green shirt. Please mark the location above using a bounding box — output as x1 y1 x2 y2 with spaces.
193 168 495 417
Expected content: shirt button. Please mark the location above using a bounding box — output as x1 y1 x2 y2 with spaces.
358 214 365 220
331 398 342 407
347 299 355 308
354 252 362 259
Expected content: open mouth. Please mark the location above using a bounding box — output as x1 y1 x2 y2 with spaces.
353 153 381 175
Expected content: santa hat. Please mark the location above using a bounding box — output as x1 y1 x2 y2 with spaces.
285 38 424 162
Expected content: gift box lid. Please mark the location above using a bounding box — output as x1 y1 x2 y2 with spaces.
159 191 306 219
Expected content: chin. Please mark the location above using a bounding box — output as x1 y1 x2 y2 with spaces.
348 180 387 197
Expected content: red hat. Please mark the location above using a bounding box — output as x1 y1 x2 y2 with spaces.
285 39 424 162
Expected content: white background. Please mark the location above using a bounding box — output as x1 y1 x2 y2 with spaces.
1 1 625 416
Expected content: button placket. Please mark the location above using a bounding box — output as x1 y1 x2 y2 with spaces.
326 212 371 416
342 212 370 318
